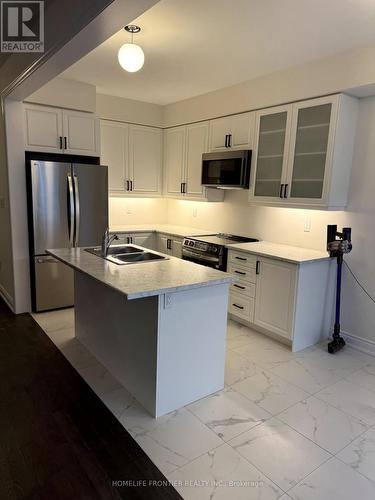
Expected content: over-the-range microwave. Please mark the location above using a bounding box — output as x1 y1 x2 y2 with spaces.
201 149 251 189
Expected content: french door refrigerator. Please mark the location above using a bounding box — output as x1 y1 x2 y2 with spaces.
27 160 108 312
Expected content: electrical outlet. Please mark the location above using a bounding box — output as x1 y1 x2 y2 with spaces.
304 218 311 232
193 207 198 218
127 207 132 215
164 293 173 309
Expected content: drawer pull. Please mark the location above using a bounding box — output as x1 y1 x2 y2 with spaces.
234 270 246 275
234 284 245 290
235 256 247 261
233 303 244 310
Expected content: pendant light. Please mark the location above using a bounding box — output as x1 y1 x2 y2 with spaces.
118 25 145 73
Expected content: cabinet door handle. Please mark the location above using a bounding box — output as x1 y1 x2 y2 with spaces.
183 182 187 193
234 270 246 275
130 180 133 191
279 183 284 198
59 136 63 149
284 183 288 198
167 239 172 250
235 256 246 261
64 136 67 149
225 134 228 148
233 284 245 290
233 303 244 310
180 182 183 194
256 261 260 275
228 134 232 148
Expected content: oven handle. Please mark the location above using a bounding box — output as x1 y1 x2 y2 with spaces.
182 249 220 264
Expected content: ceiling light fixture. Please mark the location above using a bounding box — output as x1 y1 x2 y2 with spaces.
118 25 145 73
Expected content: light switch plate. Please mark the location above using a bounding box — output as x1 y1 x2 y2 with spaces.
193 207 198 218
304 218 311 232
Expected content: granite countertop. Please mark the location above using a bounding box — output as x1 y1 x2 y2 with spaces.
109 224 213 238
226 241 331 264
47 247 233 300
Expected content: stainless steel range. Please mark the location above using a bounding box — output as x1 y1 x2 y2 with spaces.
182 233 258 271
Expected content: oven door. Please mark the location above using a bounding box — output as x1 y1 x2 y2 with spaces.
182 248 222 270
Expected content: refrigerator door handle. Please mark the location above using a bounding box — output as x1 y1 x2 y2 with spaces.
73 175 80 247
67 174 75 247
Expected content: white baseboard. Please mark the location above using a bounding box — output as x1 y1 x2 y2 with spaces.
0 283 15 312
341 330 375 358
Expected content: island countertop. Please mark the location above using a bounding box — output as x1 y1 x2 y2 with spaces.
47 247 233 300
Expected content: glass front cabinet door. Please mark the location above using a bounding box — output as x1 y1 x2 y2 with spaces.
285 97 334 205
249 94 358 209
250 105 291 201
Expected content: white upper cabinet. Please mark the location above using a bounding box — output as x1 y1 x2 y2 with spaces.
164 122 224 201
185 122 209 197
209 112 254 151
249 94 358 209
24 103 100 156
62 109 100 156
24 105 63 153
250 105 292 202
129 125 162 195
164 126 186 196
100 120 162 197
100 121 127 192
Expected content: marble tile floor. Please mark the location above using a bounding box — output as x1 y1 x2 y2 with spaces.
32 310 375 500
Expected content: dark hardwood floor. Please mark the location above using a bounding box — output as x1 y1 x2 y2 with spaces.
0 299 182 500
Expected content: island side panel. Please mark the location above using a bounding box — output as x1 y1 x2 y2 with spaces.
155 283 229 417
74 271 159 415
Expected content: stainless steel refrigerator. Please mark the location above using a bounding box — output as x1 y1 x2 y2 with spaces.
27 160 108 312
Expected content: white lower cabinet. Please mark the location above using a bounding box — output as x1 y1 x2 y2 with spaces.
228 250 333 351
116 232 156 250
157 233 183 258
253 258 296 340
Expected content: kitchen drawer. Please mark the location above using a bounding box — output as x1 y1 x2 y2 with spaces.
230 280 255 298
228 262 256 284
228 292 254 323
229 250 257 268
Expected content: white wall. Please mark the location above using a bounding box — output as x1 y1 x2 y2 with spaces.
163 45 375 127
26 78 96 112
109 197 167 227
166 96 375 345
97 93 163 127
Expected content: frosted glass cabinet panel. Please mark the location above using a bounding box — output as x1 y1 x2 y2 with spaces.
250 94 358 209
252 106 290 199
289 103 331 199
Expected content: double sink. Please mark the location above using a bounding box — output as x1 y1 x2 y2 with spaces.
85 245 168 265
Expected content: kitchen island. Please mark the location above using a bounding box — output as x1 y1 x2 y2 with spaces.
47 247 233 417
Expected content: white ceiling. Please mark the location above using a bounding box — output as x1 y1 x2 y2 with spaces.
61 0 375 105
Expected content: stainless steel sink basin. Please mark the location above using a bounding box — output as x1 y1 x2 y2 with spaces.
114 252 167 264
86 245 143 257
85 245 168 265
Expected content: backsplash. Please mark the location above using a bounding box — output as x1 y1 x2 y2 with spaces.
109 197 167 227
166 190 346 251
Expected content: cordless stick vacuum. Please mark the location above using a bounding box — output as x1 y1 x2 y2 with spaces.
327 225 352 354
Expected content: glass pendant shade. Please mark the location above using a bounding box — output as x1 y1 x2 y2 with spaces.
118 43 145 72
